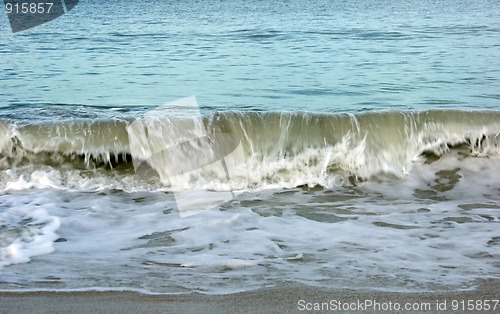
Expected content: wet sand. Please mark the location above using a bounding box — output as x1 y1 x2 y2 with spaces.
1 280 499 313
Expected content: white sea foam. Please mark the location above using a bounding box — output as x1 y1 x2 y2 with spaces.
0 110 499 294
0 153 498 293
0 206 60 268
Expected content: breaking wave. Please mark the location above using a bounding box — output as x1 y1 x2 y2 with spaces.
0 109 499 191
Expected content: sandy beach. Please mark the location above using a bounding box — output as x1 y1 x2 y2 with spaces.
1 280 499 313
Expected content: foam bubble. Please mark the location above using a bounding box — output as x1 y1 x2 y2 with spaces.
0 207 60 268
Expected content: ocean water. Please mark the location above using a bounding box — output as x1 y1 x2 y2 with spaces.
0 0 499 294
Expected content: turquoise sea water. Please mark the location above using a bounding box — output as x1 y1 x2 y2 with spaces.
1 0 499 112
0 0 499 294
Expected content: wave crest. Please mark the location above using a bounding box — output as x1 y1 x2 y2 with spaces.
1 110 499 190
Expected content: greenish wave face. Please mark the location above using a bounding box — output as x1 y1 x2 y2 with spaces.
1 109 498 191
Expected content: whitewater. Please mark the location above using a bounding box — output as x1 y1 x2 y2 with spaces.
1 105 499 293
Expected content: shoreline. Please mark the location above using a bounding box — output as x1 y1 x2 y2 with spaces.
1 280 499 313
